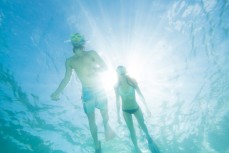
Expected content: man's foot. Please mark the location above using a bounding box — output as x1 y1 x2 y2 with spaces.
95 141 101 153
105 127 116 141
147 137 160 153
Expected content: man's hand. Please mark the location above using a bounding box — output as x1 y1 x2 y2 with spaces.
51 92 60 101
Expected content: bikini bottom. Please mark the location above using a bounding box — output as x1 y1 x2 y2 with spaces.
122 106 139 114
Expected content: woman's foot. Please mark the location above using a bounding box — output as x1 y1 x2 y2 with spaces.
95 141 101 153
147 137 160 153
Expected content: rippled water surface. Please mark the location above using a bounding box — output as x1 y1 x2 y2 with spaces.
0 0 229 153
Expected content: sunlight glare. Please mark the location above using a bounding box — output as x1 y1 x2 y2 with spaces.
101 69 117 91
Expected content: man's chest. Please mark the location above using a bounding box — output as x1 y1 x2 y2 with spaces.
72 56 97 71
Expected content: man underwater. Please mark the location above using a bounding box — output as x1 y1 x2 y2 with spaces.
51 33 115 153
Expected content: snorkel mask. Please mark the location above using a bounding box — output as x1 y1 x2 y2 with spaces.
71 33 85 48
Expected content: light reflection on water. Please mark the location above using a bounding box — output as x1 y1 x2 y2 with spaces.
0 0 229 153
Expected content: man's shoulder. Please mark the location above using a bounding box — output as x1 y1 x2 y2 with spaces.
66 56 73 61
85 50 100 58
87 50 97 54
66 57 74 65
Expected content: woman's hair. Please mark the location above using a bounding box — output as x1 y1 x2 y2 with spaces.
125 76 136 87
116 65 127 75
116 66 136 88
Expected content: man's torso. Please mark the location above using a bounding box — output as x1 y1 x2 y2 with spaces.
68 51 102 88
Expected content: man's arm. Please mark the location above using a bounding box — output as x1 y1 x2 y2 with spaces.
51 59 72 101
90 50 107 71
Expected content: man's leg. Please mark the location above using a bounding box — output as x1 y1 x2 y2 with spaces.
82 88 101 152
100 108 116 141
86 111 100 150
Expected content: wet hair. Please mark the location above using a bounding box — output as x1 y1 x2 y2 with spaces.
116 66 135 87
116 65 127 75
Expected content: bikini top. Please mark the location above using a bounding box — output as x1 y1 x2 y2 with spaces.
118 85 135 98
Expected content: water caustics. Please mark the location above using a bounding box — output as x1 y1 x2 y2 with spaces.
0 0 229 153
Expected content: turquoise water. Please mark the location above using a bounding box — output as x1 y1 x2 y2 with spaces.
0 0 229 153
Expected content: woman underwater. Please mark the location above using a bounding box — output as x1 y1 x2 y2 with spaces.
114 66 160 153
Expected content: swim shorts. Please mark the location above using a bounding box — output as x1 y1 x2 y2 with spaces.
81 87 108 114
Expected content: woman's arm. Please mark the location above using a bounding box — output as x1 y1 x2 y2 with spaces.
114 86 121 124
51 59 72 101
129 77 151 116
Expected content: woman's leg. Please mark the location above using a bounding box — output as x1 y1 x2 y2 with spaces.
134 108 151 139
123 111 141 153
134 109 160 153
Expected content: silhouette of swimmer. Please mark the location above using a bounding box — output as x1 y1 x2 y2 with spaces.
51 33 115 153
114 66 160 153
